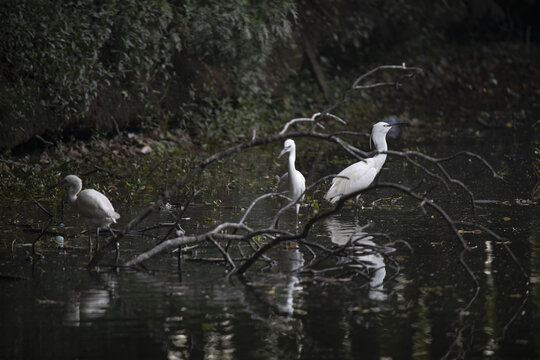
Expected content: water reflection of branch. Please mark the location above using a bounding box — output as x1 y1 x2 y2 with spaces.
455 220 530 347
456 220 527 277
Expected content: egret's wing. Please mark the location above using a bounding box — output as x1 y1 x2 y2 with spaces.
277 172 289 194
297 170 306 188
292 170 306 202
324 160 378 203
77 189 120 222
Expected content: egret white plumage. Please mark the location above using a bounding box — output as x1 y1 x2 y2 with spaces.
278 139 306 218
56 175 120 249
324 121 407 204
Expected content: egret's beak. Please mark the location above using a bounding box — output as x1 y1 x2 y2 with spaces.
278 147 290 158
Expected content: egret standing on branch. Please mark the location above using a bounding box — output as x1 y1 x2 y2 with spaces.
324 120 407 204
53 175 120 250
278 139 306 219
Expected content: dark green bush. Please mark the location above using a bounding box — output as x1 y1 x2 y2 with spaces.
0 0 296 146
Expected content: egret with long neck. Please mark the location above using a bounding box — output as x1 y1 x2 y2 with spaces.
278 139 306 219
59 175 120 250
324 121 406 204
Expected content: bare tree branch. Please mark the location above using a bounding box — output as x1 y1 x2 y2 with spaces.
207 234 237 271
234 180 472 275
279 113 325 135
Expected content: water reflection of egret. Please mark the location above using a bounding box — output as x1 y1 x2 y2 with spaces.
278 139 306 220
274 244 304 316
52 174 120 249
325 120 407 204
64 289 111 326
63 273 117 326
325 217 387 300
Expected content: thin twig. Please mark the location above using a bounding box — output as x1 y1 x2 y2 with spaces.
33 200 53 217
207 234 237 271
158 189 200 243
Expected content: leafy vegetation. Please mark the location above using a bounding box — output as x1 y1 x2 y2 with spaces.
1 0 537 150
0 0 296 147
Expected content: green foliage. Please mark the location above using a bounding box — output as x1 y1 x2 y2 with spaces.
0 0 177 124
180 0 295 71
169 0 297 143
179 89 279 144
0 0 296 141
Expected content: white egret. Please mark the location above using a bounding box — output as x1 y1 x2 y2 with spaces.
324 120 407 203
56 175 120 249
278 139 306 219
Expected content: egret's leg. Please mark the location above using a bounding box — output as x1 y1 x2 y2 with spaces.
107 226 119 265
95 227 100 252
295 203 300 227
354 195 363 218
86 227 93 253
114 241 120 266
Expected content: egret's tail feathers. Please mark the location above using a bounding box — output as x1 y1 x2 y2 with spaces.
324 187 341 204
325 195 340 204
111 211 120 221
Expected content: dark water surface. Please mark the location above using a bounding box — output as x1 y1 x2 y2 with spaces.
1 125 539 359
